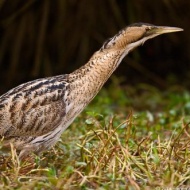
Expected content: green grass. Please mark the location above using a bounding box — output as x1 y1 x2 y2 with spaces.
0 78 190 189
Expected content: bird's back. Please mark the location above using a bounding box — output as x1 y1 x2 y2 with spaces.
0 75 69 152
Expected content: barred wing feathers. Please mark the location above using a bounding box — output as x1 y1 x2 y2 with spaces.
0 75 69 138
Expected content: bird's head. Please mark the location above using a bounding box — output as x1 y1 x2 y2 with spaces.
101 23 183 53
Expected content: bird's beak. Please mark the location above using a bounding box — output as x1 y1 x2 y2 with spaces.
151 26 184 35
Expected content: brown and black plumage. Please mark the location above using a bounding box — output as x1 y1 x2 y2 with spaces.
0 23 183 158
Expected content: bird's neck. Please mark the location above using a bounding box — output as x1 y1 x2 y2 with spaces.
68 48 126 99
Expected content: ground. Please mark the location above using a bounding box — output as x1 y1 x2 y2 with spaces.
0 77 190 189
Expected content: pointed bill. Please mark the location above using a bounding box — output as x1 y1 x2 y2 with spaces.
153 26 183 34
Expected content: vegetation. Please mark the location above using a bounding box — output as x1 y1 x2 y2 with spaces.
0 1 189 189
0 79 189 189
0 0 188 92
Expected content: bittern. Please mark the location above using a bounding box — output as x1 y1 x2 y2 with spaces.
0 23 183 159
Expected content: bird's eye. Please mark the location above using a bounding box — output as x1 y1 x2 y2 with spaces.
145 27 151 31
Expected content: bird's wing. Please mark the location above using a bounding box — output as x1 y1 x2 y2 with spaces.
0 75 69 138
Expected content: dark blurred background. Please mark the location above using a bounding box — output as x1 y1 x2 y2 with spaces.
0 0 189 94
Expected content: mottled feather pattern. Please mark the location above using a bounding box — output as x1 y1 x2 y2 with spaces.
0 75 69 138
0 23 182 158
0 50 122 156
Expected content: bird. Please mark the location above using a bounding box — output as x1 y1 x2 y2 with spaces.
0 23 183 159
